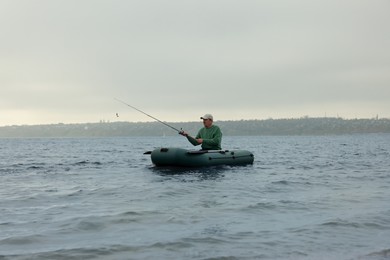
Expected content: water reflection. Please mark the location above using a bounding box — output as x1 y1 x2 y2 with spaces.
149 165 231 181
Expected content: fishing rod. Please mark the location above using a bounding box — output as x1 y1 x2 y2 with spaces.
114 98 182 133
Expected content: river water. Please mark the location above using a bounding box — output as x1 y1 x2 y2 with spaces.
1 135 390 259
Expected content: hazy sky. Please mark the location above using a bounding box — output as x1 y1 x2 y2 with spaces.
1 0 389 126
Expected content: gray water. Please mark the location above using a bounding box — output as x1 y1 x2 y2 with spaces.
1 135 390 260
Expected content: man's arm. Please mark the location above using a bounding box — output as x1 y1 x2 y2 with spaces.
180 130 201 146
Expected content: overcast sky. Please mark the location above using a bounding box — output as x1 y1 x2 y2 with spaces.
1 0 389 126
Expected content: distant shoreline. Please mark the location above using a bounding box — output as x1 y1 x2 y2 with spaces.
1 117 390 138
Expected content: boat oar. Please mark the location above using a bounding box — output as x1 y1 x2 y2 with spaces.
187 150 230 154
114 98 182 133
143 149 229 155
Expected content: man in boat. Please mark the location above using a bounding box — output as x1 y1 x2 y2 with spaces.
179 114 222 150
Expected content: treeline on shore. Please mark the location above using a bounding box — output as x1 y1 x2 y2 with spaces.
1 117 390 138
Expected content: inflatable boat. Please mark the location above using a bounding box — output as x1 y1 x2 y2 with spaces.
146 147 254 167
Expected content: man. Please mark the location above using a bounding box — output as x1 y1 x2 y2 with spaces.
179 114 222 150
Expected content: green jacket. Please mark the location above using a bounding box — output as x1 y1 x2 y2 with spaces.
186 125 222 150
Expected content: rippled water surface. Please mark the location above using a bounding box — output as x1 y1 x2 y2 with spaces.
1 135 390 259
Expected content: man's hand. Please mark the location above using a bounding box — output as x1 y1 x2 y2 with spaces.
196 138 203 144
179 130 188 137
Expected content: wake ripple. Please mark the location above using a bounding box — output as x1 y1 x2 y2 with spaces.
363 248 390 260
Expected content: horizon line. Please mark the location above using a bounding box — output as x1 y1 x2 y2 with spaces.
1 116 389 128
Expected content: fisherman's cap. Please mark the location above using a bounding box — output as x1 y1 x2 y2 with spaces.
200 114 213 120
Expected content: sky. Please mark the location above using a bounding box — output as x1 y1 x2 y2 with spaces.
1 0 389 126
